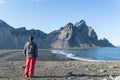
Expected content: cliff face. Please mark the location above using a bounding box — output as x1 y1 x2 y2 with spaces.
44 20 114 48
0 20 47 49
0 19 114 49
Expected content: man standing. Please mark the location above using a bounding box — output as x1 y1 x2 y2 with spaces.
23 36 38 78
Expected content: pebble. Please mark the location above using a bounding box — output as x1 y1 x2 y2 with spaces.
109 66 115 69
85 68 89 71
103 78 107 80
99 69 107 73
68 76 76 80
114 76 120 80
103 75 120 80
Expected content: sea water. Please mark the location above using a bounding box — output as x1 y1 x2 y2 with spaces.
0 48 120 62
50 47 120 62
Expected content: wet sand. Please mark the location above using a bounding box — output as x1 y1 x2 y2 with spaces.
0 50 75 61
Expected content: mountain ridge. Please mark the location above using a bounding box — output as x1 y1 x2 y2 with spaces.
0 19 114 49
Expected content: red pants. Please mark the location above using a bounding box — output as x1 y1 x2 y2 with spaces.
24 58 36 77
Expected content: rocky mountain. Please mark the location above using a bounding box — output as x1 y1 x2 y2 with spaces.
43 20 114 48
0 19 47 49
0 19 114 49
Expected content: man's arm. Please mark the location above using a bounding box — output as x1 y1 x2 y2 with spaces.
35 44 38 58
23 44 27 56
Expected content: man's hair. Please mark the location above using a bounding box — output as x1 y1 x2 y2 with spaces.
29 36 34 41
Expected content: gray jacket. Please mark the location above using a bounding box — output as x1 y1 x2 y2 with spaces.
23 41 38 58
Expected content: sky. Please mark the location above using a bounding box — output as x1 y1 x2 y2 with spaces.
0 0 120 46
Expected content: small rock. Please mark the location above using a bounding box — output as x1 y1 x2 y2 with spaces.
99 69 107 73
109 74 114 79
37 65 40 67
103 78 107 80
10 62 14 65
65 72 77 79
65 72 73 77
109 66 119 69
109 66 115 68
114 76 120 80
85 65 88 67
85 68 89 71
68 76 76 80
77 73 86 77
19 65 25 69
104 75 120 80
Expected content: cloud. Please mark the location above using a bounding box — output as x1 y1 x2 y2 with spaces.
35 0 47 2
28 0 48 5
0 0 5 4
31 0 48 4
27 0 48 6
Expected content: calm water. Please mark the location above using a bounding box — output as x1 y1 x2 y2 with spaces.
0 48 120 62
51 47 120 62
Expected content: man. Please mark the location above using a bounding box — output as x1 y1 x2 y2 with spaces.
23 36 38 78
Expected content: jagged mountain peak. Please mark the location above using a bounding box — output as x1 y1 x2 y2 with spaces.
75 20 87 27
62 20 87 31
44 19 114 48
0 19 13 30
0 19 5 24
17 27 26 30
63 22 74 31
98 38 114 47
66 22 73 26
0 19 47 49
0 19 8 25
80 20 86 24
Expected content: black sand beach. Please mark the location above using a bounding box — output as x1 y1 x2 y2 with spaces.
0 50 75 61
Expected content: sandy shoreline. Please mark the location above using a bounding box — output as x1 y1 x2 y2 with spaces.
0 50 75 61
0 50 120 80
